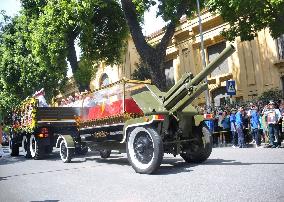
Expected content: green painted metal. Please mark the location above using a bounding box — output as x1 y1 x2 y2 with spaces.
169 83 208 114
122 115 157 143
62 135 75 148
132 44 236 115
131 91 166 115
163 72 193 102
190 44 236 86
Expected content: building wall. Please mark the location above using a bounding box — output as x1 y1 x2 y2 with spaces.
92 12 283 105
91 36 140 89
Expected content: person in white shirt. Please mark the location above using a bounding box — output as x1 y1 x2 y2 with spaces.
264 101 281 148
33 88 48 107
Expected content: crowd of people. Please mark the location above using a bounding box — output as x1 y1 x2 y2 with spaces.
207 100 284 148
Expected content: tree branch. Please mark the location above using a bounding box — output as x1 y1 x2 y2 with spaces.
156 0 188 61
121 0 154 61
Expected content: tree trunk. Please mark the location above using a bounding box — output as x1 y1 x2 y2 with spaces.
121 0 186 91
146 52 167 91
66 35 88 92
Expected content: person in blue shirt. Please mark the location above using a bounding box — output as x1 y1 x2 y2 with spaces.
221 111 230 131
230 108 238 147
235 106 245 148
250 105 261 147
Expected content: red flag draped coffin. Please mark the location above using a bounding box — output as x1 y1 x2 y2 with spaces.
77 81 148 128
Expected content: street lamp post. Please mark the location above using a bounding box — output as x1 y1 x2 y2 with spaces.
196 0 210 111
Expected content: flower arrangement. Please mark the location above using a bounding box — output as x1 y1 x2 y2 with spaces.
12 97 37 133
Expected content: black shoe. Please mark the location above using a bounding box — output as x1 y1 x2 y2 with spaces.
271 145 276 148
264 145 272 148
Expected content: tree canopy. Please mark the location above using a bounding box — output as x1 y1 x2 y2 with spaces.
0 0 128 114
23 0 128 90
0 14 67 113
207 0 284 41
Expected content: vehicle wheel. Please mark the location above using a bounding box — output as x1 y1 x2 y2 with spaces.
22 136 32 158
60 139 74 163
127 126 163 174
30 135 45 160
9 139 19 156
99 149 111 158
181 123 213 163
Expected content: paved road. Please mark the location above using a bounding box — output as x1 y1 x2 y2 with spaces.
0 146 284 202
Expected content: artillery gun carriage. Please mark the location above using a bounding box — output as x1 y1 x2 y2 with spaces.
58 44 235 174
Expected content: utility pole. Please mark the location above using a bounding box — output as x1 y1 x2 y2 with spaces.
196 0 210 111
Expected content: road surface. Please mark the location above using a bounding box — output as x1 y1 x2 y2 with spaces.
0 147 284 202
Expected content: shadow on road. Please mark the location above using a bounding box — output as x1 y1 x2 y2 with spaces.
30 200 60 202
0 155 28 166
2 152 284 178
0 165 96 181
155 158 284 175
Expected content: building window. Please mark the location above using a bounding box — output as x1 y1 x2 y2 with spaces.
277 34 284 60
207 41 229 77
211 86 228 106
164 60 175 89
100 73 109 87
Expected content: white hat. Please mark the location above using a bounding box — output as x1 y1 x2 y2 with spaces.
269 101 275 105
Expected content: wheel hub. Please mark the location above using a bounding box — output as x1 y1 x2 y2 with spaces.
133 134 154 164
135 143 145 153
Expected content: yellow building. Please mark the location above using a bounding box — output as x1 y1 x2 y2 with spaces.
92 12 284 106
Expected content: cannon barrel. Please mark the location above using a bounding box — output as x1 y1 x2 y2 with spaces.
163 44 235 111
169 83 208 114
190 44 235 86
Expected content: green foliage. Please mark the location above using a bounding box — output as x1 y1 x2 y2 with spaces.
131 60 151 80
74 59 97 89
207 0 284 41
25 0 128 90
0 15 67 113
258 88 283 104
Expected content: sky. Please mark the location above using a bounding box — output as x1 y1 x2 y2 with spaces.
0 0 166 35
0 0 21 17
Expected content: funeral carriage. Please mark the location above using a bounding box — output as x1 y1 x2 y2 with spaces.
57 45 235 174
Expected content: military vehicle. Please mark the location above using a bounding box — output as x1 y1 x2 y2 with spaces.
57 44 235 174
9 99 87 159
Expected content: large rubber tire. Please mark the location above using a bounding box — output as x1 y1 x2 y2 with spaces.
181 123 213 163
99 149 111 158
30 135 45 160
22 136 32 158
9 139 19 156
127 127 163 174
60 139 74 163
